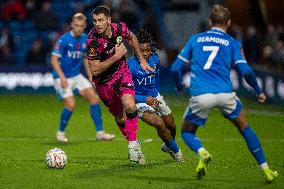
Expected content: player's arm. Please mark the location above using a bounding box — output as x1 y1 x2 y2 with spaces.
50 55 67 88
83 56 92 82
234 63 265 102
88 43 127 76
128 32 154 73
171 37 193 91
233 41 266 102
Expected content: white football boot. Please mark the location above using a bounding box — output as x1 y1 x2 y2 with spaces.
128 141 145 165
161 143 184 163
56 131 68 143
96 131 115 141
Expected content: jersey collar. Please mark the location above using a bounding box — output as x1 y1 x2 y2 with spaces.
211 27 226 33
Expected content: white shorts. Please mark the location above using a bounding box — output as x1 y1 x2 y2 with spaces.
183 92 242 126
136 94 172 118
54 74 92 99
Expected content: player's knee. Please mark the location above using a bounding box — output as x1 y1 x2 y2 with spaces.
124 102 136 113
65 101 75 110
89 94 100 104
181 120 198 133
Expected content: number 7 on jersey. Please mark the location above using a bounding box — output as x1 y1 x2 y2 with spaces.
203 46 219 70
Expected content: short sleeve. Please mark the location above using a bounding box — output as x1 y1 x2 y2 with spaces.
52 36 66 57
120 22 131 40
86 38 101 61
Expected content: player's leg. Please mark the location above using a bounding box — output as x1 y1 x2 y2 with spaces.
161 113 176 139
121 94 145 165
56 96 75 142
121 94 138 141
221 94 278 183
115 113 127 138
80 87 115 141
181 94 214 179
53 77 75 142
157 95 177 139
141 110 183 162
229 111 278 183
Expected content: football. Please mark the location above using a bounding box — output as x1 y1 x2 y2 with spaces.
45 148 67 169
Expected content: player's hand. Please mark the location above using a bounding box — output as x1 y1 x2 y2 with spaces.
114 43 127 61
60 77 68 88
146 96 161 108
140 58 154 73
257 92 266 103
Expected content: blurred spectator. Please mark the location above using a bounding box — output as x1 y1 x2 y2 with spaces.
243 26 259 64
0 44 15 65
1 0 26 21
264 24 278 48
25 0 39 19
0 27 14 51
26 37 48 65
229 23 243 42
32 1 59 31
119 0 140 33
51 22 71 46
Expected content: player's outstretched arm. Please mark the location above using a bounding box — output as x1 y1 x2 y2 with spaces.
50 55 68 88
129 32 154 73
88 43 127 76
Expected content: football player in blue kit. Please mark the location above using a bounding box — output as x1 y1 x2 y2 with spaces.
50 13 115 142
128 30 184 162
171 5 278 182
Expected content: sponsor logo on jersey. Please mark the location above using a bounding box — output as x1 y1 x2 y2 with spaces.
116 36 122 45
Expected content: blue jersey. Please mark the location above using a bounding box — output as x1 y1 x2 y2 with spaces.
128 53 160 103
177 28 247 96
52 31 88 78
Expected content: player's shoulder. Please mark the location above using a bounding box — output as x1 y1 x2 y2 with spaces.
57 32 71 42
186 33 199 44
87 27 98 39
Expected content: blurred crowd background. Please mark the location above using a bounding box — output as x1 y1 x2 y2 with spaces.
0 0 283 74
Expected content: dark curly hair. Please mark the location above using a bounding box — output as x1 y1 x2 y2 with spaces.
137 29 161 51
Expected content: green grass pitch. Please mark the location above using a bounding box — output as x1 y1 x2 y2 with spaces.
0 94 283 189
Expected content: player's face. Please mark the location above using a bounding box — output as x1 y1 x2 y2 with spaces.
93 13 111 34
71 19 86 37
139 43 151 60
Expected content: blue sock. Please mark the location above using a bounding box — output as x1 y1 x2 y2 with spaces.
59 108 72 132
90 104 103 132
165 139 179 153
181 130 203 153
242 125 267 165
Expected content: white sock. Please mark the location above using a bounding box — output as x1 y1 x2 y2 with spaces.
128 141 138 148
197 147 206 154
96 131 104 135
260 162 269 170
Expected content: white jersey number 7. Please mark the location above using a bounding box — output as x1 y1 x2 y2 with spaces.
203 46 219 70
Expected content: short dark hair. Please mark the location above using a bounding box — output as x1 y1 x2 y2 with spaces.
209 5 231 26
92 5 110 17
